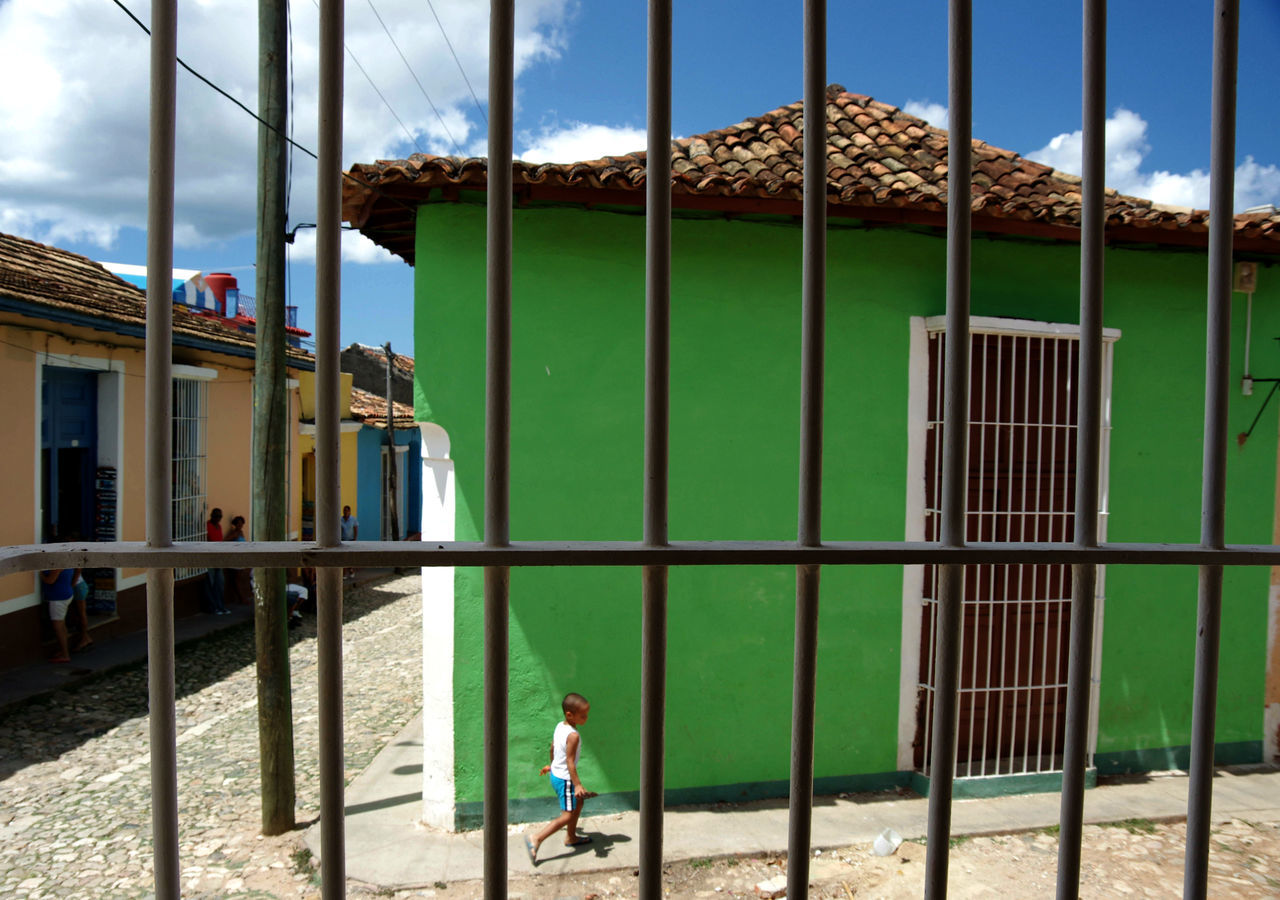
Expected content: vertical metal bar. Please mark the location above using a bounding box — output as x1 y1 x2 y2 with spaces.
788 3 826 897
967 334 989 775
1185 2 1238 896
980 335 1003 777
485 3 514 898
315 0 345 891
1059 0 1106 859
638 1 671 897
1037 341 1063 770
144 0 178 893
1022 337 1047 774
925 1 971 894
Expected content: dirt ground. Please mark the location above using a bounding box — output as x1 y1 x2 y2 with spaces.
264 815 1278 899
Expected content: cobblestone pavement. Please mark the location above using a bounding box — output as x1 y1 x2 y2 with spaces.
4 572 1277 899
0 573 423 899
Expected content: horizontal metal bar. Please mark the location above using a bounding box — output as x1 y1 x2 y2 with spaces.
9 540 1280 573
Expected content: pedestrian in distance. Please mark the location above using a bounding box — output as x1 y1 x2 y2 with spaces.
224 515 253 605
40 567 81 662
526 692 596 865
204 508 229 614
340 505 358 579
340 505 358 541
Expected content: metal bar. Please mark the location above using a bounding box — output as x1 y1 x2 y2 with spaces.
1185 1 1239 896
788 1 826 896
316 567 344 897
1037 341 1063 771
144 0 178 890
638 0 671 896
925 0 972 892
1058 0 1106 888
979 335 1003 777
485 2 514 896
315 0 345 889
17 540 1280 573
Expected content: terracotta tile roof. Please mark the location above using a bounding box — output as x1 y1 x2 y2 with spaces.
349 385 415 427
0 231 314 366
344 84 1280 265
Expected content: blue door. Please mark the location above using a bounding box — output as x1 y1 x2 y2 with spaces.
41 367 98 541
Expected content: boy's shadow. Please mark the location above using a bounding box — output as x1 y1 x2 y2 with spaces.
537 831 631 863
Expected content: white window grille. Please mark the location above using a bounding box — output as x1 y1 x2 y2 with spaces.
917 321 1117 778
172 377 208 579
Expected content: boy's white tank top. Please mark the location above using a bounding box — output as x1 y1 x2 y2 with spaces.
550 721 579 780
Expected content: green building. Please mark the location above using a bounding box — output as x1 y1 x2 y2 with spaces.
344 86 1280 830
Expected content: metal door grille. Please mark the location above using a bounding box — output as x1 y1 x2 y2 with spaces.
917 327 1114 779
0 1 1257 899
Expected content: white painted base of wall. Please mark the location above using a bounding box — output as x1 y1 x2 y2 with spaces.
418 423 458 830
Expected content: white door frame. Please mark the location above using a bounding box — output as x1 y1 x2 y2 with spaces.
896 315 1119 772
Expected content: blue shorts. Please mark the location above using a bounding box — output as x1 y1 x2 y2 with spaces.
550 773 578 812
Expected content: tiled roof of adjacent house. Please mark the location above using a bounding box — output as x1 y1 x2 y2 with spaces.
345 341 415 378
349 385 415 427
343 84 1280 265
0 231 314 366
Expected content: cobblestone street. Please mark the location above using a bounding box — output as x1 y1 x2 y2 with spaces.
3 571 1278 899
0 573 423 899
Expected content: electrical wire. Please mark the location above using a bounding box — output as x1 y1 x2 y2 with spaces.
108 0 423 222
301 0 426 156
108 0 317 161
425 0 486 125
364 0 464 155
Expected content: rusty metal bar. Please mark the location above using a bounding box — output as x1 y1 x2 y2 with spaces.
638 0 672 896
1184 1 1239 896
484 1 514 897
1057 0 1106 894
925 1 972 895
143 0 179 892
315 0 346 891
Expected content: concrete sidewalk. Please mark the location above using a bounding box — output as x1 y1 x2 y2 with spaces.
309 713 1280 890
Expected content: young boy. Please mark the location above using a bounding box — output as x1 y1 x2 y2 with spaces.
525 692 594 864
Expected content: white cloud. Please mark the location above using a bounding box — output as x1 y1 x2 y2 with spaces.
286 228 399 265
517 121 648 163
902 100 948 130
1027 108 1280 212
0 0 573 256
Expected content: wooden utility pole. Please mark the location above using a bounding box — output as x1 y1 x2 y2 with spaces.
251 0 295 835
383 343 400 541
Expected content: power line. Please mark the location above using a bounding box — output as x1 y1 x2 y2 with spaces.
108 0 423 224
108 0 317 162
364 0 464 155
303 0 425 156
425 0 487 125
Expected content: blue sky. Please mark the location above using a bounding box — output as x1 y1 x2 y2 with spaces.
2 0 1278 355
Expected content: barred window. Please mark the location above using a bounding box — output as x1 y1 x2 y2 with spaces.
172 376 208 579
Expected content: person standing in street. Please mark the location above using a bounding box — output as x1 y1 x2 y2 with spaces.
205 508 229 614
340 505 358 579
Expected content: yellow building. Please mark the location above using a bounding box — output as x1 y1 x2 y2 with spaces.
0 231 314 667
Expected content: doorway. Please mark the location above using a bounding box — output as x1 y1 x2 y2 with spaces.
41 367 98 542
909 319 1116 779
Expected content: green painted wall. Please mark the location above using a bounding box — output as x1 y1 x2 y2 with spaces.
415 199 1279 810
